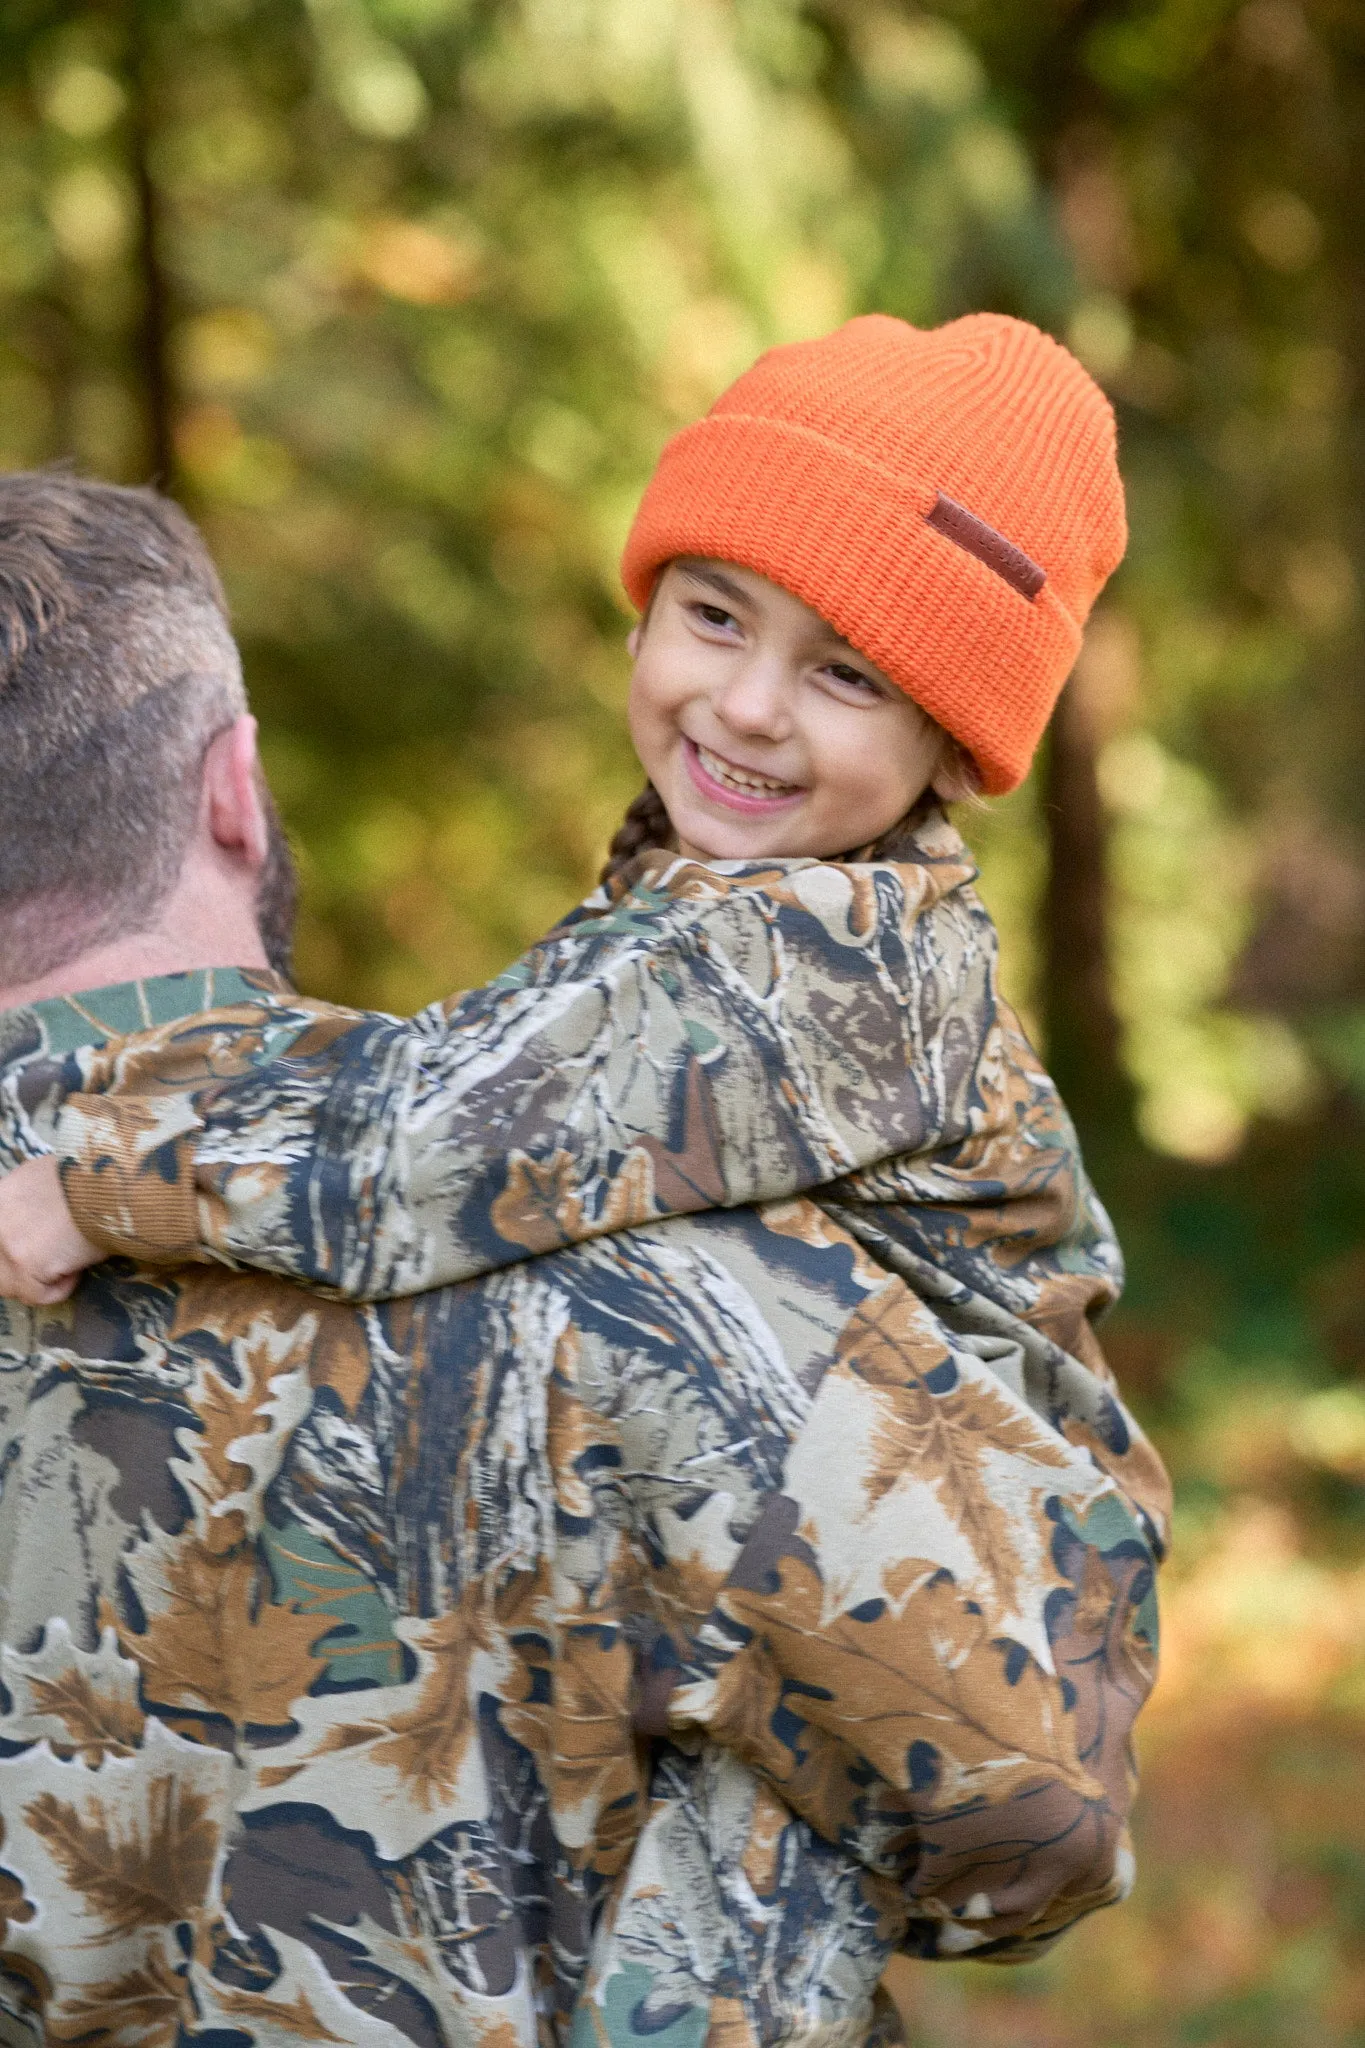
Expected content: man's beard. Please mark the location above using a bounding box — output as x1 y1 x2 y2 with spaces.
256 786 299 985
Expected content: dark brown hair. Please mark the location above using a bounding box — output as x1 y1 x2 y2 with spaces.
599 782 673 884
0 471 294 984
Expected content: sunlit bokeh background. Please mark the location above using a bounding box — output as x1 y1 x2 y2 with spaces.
4 1 1365 2038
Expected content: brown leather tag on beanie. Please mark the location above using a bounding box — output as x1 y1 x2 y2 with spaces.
926 492 1047 601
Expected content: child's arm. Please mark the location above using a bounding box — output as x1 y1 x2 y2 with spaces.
815 992 1175 1561
52 850 993 1298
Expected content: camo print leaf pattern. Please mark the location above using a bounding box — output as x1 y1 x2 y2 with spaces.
2 824 1169 2046
54 820 996 1295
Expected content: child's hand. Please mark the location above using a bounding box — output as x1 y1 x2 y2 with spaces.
0 1155 101 1305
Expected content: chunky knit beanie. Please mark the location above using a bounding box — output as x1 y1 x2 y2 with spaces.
621 312 1126 795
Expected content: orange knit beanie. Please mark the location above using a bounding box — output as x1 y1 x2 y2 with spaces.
621 312 1126 795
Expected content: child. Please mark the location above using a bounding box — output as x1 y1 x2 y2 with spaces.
2 315 1170 2035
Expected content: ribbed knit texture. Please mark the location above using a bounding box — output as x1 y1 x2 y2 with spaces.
621 312 1127 794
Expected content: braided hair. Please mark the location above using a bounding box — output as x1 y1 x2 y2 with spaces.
599 782 673 886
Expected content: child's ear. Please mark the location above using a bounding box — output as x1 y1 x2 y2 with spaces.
626 620 643 659
930 738 982 806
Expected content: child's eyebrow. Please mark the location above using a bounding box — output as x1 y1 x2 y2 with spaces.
678 562 882 674
675 563 752 608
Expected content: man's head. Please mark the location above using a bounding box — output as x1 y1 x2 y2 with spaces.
0 471 295 987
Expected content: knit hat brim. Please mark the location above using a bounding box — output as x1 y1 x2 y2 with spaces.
621 411 1086 796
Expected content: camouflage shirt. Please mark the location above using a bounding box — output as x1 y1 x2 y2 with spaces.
1 818 1170 2047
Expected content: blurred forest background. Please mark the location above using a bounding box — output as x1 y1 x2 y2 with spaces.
3 0 1365 2038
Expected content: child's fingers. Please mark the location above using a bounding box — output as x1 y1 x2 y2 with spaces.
0 1154 101 1304
0 1240 79 1304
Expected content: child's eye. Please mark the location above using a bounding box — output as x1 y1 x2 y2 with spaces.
693 602 738 630
824 663 882 696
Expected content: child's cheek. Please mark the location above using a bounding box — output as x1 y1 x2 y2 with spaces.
625 681 661 779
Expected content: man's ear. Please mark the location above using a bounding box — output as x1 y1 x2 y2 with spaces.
203 715 269 872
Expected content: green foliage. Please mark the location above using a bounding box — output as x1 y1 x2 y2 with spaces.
6 0 1361 1140
4 8 1365 2024
1 0 1075 1006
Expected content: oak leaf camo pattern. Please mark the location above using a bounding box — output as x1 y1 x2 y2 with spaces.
0 816 1170 2046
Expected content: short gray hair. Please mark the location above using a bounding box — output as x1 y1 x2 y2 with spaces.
0 472 248 984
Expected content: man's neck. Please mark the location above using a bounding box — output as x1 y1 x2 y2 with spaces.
0 927 269 1013
0 845 273 1013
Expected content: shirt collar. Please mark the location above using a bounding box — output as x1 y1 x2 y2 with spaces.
15 967 291 1057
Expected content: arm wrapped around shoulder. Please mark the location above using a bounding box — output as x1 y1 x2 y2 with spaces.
52 845 992 1298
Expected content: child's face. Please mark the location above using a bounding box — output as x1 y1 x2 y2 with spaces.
627 558 949 862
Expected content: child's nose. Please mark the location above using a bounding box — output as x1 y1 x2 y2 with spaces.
712 658 793 739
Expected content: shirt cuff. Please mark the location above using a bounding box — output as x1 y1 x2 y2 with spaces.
56 1095 204 1263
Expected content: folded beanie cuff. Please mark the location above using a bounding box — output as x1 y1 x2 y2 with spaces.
621 412 1085 796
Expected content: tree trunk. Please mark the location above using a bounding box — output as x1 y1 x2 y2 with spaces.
1014 0 1134 1145
27 297 78 461
1042 675 1128 1140
126 0 176 488
1326 6 1365 872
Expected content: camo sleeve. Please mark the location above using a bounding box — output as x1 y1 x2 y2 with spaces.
56 839 999 1299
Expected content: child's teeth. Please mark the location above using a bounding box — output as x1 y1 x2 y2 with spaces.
698 745 794 795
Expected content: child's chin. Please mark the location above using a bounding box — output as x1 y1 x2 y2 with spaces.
683 823 801 862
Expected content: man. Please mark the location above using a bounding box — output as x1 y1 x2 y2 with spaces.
0 474 1166 2047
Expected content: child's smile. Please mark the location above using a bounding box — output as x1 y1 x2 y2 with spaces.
627 557 953 862
684 736 807 813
